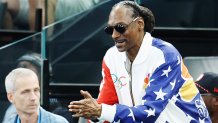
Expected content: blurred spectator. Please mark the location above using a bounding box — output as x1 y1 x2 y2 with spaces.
2 0 100 30
16 52 43 79
1 0 41 30
195 72 218 123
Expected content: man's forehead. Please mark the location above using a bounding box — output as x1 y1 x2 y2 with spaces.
16 84 40 93
15 75 39 88
110 6 132 17
108 6 133 24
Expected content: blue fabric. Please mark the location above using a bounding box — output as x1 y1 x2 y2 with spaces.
8 107 69 123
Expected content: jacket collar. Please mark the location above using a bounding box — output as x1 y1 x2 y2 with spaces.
121 32 153 64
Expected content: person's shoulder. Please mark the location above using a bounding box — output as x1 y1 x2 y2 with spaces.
40 107 69 123
152 38 176 51
48 112 69 123
151 38 181 62
2 104 17 123
2 114 17 123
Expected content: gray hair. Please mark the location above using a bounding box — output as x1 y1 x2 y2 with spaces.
5 68 37 93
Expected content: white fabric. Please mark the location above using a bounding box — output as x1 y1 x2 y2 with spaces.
155 99 192 123
99 104 116 122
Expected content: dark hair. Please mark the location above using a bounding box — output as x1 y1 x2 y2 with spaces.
113 1 155 33
17 52 41 74
16 52 53 78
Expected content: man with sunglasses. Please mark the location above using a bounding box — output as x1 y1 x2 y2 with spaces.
69 1 211 122
195 72 218 123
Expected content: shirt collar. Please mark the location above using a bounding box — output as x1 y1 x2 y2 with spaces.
16 108 41 123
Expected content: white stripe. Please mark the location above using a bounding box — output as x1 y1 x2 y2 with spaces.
99 104 116 122
155 99 191 123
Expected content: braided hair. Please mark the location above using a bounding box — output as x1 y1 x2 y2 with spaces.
113 1 155 33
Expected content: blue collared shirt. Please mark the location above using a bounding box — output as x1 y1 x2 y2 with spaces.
16 111 41 123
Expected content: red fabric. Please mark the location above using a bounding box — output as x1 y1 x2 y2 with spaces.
87 60 118 123
97 60 118 105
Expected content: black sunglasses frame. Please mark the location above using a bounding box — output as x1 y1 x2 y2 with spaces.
104 17 140 35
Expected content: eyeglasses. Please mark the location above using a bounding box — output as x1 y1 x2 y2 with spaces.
104 17 140 35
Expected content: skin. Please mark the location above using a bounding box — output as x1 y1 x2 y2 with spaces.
28 0 45 30
7 72 40 123
4 0 45 30
202 95 218 123
108 5 145 62
6 0 20 18
68 5 146 119
69 90 102 118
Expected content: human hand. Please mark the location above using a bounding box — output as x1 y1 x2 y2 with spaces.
68 90 102 119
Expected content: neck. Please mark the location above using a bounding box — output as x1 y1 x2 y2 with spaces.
126 49 139 62
126 32 145 62
18 112 38 123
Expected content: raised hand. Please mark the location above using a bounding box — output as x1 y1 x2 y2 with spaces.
68 90 102 119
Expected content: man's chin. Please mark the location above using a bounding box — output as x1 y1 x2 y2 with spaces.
116 46 126 52
117 49 126 52
27 105 39 112
26 109 38 114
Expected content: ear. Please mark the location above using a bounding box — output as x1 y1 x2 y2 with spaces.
137 18 144 31
7 93 14 103
212 97 218 107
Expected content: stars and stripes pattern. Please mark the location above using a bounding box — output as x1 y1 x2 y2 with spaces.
97 33 211 123
112 58 211 123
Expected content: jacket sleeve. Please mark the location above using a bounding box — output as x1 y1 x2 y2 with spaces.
99 58 203 123
97 59 118 105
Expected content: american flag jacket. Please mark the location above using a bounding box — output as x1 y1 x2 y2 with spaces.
96 33 211 123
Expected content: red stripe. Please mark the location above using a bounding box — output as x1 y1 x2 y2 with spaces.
97 59 118 105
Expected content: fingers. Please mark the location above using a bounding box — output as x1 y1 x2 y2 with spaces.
68 108 81 113
68 102 80 109
68 90 96 119
72 109 84 117
69 103 93 118
72 113 83 117
80 90 92 99
68 100 88 112
68 103 79 113
70 101 84 105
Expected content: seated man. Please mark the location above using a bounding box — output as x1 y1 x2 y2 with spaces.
195 72 218 123
3 52 74 123
4 68 69 123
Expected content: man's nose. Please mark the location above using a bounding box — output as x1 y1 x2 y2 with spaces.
29 92 37 100
112 29 121 39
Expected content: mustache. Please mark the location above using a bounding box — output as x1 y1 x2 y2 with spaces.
114 39 127 43
28 103 39 106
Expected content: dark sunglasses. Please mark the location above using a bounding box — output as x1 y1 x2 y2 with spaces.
104 17 140 35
